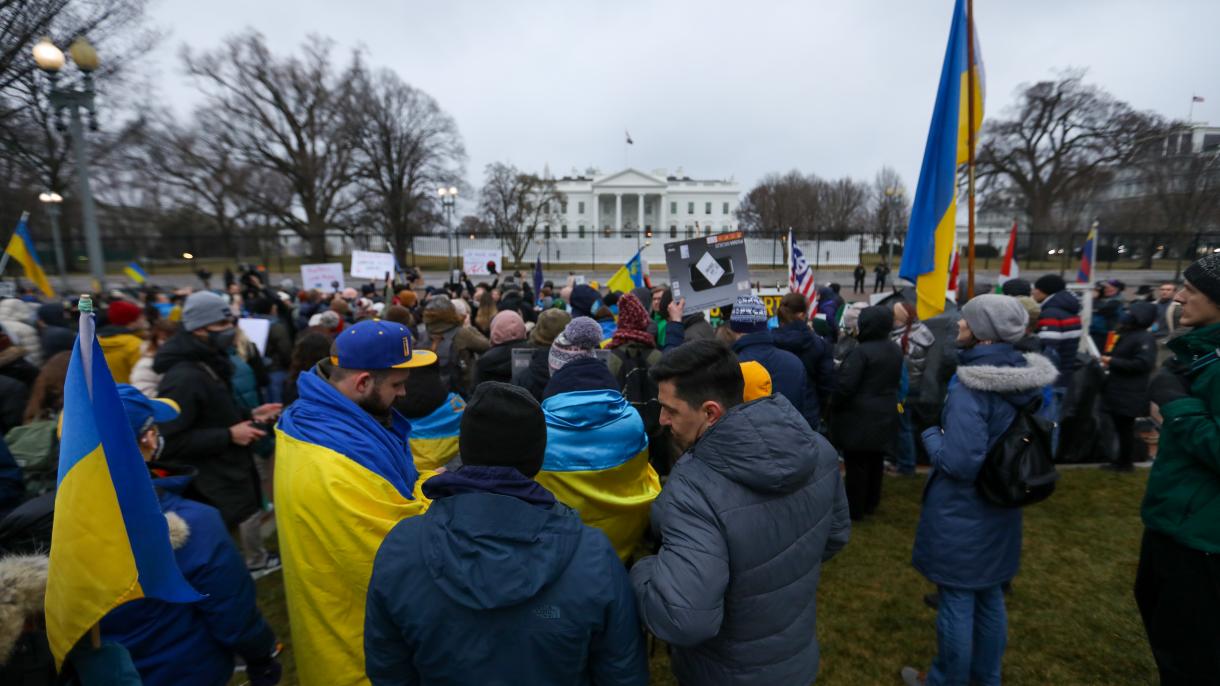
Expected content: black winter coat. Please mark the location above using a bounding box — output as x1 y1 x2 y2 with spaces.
511 345 552 402
772 321 836 430
830 307 903 452
154 332 260 529
1102 306 1157 417
473 339 530 388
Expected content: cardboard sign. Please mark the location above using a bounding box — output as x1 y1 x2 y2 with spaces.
237 317 271 357
300 263 345 292
511 347 611 377
350 250 396 280
663 232 752 312
463 249 502 276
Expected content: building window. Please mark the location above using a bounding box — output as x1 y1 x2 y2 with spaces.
705 202 712 215
687 202 694 215
561 201 568 214
670 201 677 215
686 225 695 238
578 225 586 238
543 225 551 239
703 225 711 236
561 225 569 238
578 201 585 215
603 227 612 238
669 225 677 238
722 202 730 215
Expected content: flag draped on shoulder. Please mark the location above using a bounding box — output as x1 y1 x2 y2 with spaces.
1077 227 1097 283
606 249 644 294
46 299 200 669
788 229 816 299
5 213 55 298
899 0 984 320
409 392 465 472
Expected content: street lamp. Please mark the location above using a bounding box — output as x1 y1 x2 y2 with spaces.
883 186 905 269
438 186 458 273
37 192 69 292
33 36 106 288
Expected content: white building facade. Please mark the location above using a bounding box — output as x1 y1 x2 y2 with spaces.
546 168 741 241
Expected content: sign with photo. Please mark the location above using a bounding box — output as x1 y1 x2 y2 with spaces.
662 232 752 312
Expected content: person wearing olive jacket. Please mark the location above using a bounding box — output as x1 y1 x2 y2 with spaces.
1136 254 1220 683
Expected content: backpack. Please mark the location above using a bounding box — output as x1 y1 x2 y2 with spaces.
976 399 1059 507
6 420 59 499
429 327 464 396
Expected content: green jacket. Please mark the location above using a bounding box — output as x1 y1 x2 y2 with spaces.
1141 321 1220 552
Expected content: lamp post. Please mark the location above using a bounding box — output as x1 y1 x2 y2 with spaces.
33 36 105 289
438 186 457 274
37 192 68 292
883 186 904 269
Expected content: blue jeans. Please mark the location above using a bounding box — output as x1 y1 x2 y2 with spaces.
927 585 1007 686
1043 386 1067 457
896 410 917 475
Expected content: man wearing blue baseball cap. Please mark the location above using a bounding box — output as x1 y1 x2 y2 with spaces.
102 384 282 686
273 319 436 686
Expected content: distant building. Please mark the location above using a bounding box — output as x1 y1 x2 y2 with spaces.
546 168 741 241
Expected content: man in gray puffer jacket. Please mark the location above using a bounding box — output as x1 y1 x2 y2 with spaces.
631 340 851 685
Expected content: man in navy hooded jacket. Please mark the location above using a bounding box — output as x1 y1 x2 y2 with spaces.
726 295 808 417
364 382 648 686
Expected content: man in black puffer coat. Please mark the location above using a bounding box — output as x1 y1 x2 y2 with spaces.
829 305 903 520
771 292 836 432
154 292 281 530
1100 301 1157 471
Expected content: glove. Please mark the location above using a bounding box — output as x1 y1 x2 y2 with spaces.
1149 367 1190 408
246 656 283 686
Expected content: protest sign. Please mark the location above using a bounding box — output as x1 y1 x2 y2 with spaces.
350 250 396 280
237 318 271 357
300 263 344 292
463 249 502 276
663 232 752 312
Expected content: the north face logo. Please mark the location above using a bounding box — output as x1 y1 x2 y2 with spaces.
533 605 561 620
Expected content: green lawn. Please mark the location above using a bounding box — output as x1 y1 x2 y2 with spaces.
243 468 1155 685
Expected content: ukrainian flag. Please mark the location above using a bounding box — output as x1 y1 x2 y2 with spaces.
899 0 984 320
123 261 148 284
606 249 644 294
536 389 660 562
5 213 55 298
46 302 200 669
408 392 465 472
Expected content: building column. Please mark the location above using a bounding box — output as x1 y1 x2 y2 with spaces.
659 193 667 234
590 193 597 228
615 193 622 232
638 193 645 231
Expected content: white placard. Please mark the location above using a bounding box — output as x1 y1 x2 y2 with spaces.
300 263 344 292
573 275 587 285
237 318 271 357
463 249 502 276
350 250 396 280
695 251 726 286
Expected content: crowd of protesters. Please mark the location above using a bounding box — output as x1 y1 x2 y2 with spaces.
0 250 1216 685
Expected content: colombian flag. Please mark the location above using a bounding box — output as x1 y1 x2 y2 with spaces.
123 261 148 284
1077 227 1096 283
408 393 465 472
5 213 55 298
536 389 660 562
899 0 984 320
46 303 200 669
606 250 645 294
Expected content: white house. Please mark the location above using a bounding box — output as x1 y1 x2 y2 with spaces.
546 167 742 241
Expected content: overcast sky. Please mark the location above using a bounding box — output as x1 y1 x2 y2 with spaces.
146 0 1219 198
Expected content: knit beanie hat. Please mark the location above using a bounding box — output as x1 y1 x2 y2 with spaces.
1000 278 1032 297
1033 274 1066 296
397 290 418 308
729 295 769 334
740 361 772 402
569 285 601 319
181 291 231 331
1014 296 1041 325
489 310 526 345
107 300 142 327
549 316 602 373
615 293 650 334
459 382 547 477
530 308 571 346
962 294 1029 344
1184 253 1220 305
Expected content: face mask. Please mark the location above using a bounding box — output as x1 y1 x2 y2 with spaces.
207 328 237 351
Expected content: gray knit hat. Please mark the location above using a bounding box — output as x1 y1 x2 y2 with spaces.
962 294 1029 344
1184 253 1220 305
548 316 603 373
181 291 231 331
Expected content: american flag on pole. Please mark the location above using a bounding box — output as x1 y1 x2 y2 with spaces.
788 228 816 299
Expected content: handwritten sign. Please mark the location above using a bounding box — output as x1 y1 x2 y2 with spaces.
300 263 344 292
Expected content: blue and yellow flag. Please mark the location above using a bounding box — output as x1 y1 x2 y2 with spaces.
123 261 148 284
409 392 465 472
46 302 200 669
606 249 644 294
5 213 55 298
899 0 984 320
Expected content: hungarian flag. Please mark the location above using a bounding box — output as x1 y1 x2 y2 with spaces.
996 220 1019 291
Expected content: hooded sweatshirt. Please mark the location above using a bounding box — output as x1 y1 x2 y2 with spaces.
364 466 649 686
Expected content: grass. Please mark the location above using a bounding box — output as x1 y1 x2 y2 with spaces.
240 468 1155 685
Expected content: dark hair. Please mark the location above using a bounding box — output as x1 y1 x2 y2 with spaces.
382 304 412 327
648 340 743 411
395 364 448 418
778 293 808 324
287 332 333 380
248 296 276 315
24 352 71 424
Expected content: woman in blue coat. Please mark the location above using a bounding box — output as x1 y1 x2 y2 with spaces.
903 295 1058 686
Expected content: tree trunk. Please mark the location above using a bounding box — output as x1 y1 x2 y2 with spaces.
308 228 327 261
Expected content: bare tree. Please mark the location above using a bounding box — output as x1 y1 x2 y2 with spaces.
478 162 561 268
183 32 360 259
818 177 869 239
976 70 1161 235
736 171 821 238
351 66 465 268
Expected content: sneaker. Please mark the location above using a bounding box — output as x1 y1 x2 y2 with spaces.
923 592 939 610
900 666 926 686
249 552 282 580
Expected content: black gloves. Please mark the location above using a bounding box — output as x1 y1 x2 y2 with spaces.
246 656 283 686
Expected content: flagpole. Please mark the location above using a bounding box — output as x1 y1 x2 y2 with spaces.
965 0 977 300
